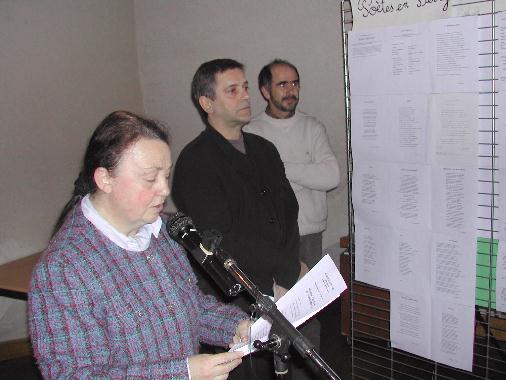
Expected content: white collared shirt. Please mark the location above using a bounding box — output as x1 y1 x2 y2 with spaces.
81 194 162 251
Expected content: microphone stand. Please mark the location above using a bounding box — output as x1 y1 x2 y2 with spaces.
219 253 342 380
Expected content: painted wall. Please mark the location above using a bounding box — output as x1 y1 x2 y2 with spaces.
134 0 348 248
0 0 347 342
0 0 143 342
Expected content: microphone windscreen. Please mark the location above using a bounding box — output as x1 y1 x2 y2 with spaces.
167 211 193 239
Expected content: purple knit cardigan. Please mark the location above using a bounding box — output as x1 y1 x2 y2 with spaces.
28 205 246 379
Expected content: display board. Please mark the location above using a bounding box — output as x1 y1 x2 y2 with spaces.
341 0 506 377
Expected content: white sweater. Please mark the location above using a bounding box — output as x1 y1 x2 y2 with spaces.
245 110 340 235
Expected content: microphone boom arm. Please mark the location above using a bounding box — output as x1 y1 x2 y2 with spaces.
168 212 341 380
222 257 341 380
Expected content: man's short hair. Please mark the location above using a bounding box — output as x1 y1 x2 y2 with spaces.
191 59 244 122
258 59 299 91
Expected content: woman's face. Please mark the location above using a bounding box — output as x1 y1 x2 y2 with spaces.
103 138 171 236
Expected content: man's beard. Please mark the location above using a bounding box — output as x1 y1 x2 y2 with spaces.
271 95 298 113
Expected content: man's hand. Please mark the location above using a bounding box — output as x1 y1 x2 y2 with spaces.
188 352 243 380
273 284 288 301
299 261 309 279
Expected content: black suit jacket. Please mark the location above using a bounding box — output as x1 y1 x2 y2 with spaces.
172 126 300 299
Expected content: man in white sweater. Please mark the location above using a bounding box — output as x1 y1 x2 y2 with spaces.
245 59 339 269
245 59 340 379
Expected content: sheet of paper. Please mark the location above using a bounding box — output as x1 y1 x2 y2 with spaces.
390 291 431 359
476 164 497 231
431 166 477 234
352 160 390 226
431 232 477 307
388 94 429 164
495 92 506 170
428 93 478 167
354 219 393 289
384 24 430 94
348 28 387 95
351 95 389 161
431 299 475 372
429 16 479 94
389 228 431 294
389 163 431 228
495 12 506 92
230 255 347 355
477 14 496 94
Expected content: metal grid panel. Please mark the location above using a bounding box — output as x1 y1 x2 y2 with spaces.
340 0 506 377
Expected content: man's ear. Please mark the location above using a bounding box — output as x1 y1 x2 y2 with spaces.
94 167 113 193
198 96 213 114
260 86 271 101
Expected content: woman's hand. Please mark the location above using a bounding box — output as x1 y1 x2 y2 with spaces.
230 319 251 347
188 352 243 380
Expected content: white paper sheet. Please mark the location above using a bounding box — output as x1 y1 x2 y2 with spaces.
431 166 477 234
390 291 431 359
431 299 475 372
388 94 429 163
495 12 506 93
348 28 387 95
352 160 390 226
230 255 347 355
495 91 506 170
389 163 431 228
429 93 478 167
431 232 477 307
351 95 389 161
385 24 430 94
354 219 393 289
429 16 479 94
389 228 431 293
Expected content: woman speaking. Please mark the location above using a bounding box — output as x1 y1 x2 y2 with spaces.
28 111 249 379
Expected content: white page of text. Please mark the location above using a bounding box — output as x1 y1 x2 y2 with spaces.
429 16 478 93
390 291 431 360
431 232 477 306
429 93 478 168
431 299 475 372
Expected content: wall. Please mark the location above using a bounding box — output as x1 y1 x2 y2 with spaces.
0 0 143 342
134 0 348 248
0 0 347 342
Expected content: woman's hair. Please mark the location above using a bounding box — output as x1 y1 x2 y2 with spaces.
52 110 170 236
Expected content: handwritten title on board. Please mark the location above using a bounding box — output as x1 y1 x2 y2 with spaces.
350 0 499 30
357 0 448 18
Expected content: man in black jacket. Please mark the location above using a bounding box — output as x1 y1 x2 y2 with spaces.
172 59 303 380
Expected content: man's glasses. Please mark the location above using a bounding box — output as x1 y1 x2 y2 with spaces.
275 80 300 89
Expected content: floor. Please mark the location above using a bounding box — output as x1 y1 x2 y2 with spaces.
0 298 351 379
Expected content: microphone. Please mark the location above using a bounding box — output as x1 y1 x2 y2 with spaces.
167 212 243 297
